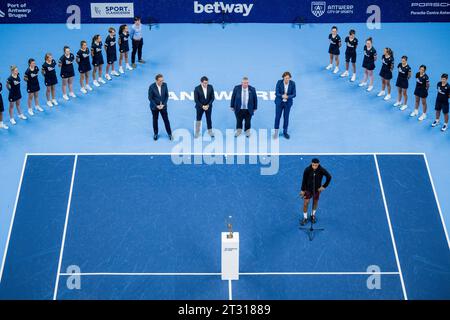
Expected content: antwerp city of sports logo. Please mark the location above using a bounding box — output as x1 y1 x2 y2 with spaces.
311 1 326 17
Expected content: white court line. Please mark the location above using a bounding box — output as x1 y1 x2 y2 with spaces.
25 152 426 156
59 272 221 276
423 154 450 249
373 154 408 300
0 154 28 283
58 271 399 276
228 280 232 300
52 155 78 300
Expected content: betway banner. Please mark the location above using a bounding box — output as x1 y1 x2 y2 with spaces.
0 0 449 23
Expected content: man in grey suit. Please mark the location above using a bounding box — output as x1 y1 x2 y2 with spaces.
230 77 258 137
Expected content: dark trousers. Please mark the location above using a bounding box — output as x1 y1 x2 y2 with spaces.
236 109 252 131
152 108 172 135
196 107 213 129
131 38 143 63
274 102 292 133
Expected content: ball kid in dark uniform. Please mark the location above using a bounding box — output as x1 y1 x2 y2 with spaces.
58 46 76 101
105 27 120 80
341 29 358 81
393 56 412 111
431 73 450 132
377 48 394 101
91 34 106 87
76 40 92 94
24 58 43 115
411 65 430 120
6 65 27 125
0 81 8 129
42 53 58 107
326 26 341 74
118 24 133 73
359 37 377 92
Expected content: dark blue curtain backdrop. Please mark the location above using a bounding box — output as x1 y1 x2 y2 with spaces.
0 0 449 23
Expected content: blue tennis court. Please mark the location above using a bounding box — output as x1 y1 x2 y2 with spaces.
0 153 448 300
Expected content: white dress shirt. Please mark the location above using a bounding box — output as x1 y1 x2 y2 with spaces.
241 87 248 109
157 84 162 96
202 85 208 99
283 82 289 102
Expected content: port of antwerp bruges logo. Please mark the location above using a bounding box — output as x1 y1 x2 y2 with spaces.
311 1 326 17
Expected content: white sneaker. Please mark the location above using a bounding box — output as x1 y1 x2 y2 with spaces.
93 80 100 87
35 105 44 112
52 99 59 106
18 114 27 120
69 92 76 98
350 74 356 82
47 100 53 107
28 108 34 116
418 113 427 121
112 70 120 76
86 84 93 91
326 64 333 70
442 123 448 132
400 104 408 111
105 74 112 81
98 77 106 84
0 122 8 130
10 118 16 125
410 109 419 117
393 101 401 107
340 70 349 77
377 90 385 97
384 94 391 101
126 64 133 71
63 94 69 101
431 120 440 127
359 82 367 87
333 66 339 74
119 66 124 74
80 87 88 94
367 86 374 92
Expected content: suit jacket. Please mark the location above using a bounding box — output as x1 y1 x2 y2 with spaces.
194 84 215 109
148 82 169 111
274 80 296 107
230 85 258 115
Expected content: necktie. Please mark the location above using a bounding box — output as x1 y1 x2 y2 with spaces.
243 89 248 108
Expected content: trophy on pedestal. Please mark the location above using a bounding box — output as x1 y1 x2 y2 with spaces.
226 215 233 239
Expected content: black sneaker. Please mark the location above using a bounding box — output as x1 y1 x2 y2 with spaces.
153 134 158 141
283 132 290 139
311 215 317 224
300 217 308 226
169 134 173 141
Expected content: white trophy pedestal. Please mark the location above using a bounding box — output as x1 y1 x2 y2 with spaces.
221 232 239 280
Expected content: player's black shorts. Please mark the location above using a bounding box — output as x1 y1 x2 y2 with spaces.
345 51 356 63
435 101 449 114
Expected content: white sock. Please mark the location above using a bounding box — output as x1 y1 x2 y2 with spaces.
303 212 307 219
312 210 316 216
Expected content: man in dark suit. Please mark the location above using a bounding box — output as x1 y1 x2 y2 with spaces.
194 76 215 138
274 71 296 139
230 77 258 137
148 74 172 141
